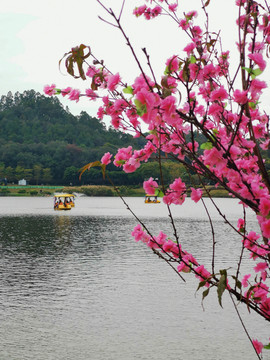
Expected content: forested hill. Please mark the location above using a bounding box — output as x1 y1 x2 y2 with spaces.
0 90 145 186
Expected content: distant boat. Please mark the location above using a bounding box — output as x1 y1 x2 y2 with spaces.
53 193 75 211
144 188 163 204
144 195 160 204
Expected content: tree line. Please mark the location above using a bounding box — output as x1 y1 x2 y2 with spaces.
0 90 199 186
0 90 143 185
1 90 269 187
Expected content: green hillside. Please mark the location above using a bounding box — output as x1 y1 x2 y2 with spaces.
0 90 146 186
3 90 268 190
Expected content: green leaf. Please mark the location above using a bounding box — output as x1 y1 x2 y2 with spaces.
114 160 125 165
137 105 147 117
123 86 133 95
134 99 147 116
242 66 252 74
251 68 263 79
242 66 263 79
232 276 242 290
209 129 218 142
134 99 142 109
248 101 256 109
220 269 227 277
190 55 196 64
217 270 227 307
155 189 164 197
264 344 270 350
202 288 210 301
200 142 213 150
197 279 209 291
164 66 169 75
182 60 190 82
246 285 256 303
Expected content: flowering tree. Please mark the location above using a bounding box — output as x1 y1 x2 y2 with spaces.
44 0 270 357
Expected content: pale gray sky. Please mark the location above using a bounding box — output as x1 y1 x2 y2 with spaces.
1 0 268 117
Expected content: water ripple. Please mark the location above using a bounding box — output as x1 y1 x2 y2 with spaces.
0 197 266 360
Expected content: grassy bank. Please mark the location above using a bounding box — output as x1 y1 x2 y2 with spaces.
0 185 64 197
0 185 229 198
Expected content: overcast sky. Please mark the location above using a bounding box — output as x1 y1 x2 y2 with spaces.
1 0 268 118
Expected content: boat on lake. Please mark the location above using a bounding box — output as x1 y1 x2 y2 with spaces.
54 194 75 210
144 195 160 204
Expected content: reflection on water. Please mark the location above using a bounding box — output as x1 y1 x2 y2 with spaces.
0 197 268 360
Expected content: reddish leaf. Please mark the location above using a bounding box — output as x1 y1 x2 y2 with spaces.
59 44 91 80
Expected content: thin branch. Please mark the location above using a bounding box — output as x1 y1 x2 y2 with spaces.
229 292 262 360
118 0 125 21
98 16 118 28
201 197 216 275
142 47 161 95
235 205 246 289
96 1 153 91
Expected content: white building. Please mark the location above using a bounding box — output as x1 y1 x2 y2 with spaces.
18 179 27 186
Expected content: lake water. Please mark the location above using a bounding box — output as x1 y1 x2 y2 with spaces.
0 196 268 360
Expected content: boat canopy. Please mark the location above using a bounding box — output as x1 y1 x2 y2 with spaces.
54 193 75 198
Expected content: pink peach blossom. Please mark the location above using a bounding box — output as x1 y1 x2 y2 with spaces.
151 6 162 17
183 42 196 55
61 87 72 97
166 56 179 72
259 198 270 217
131 224 150 243
154 231 167 246
107 73 121 91
241 274 251 287
163 178 187 205
168 3 178 11
202 63 218 79
123 157 140 173
254 262 268 273
249 78 267 99
195 265 211 287
143 177 159 195
133 5 147 17
44 84 57 96
252 339 263 354
261 219 270 238
248 53 266 71
101 152 112 165
68 89 80 102
186 10 198 19
190 188 203 203
233 89 248 104
210 86 228 102
179 19 189 30
114 146 133 167
85 88 98 101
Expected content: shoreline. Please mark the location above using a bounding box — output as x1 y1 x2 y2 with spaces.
0 185 230 198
